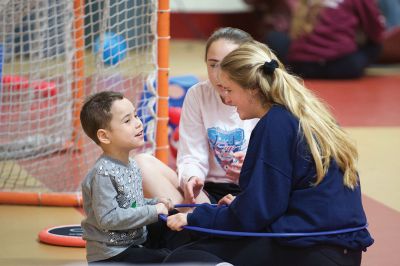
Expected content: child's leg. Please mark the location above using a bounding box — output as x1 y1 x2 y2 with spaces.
134 153 182 203
93 244 170 264
134 153 210 204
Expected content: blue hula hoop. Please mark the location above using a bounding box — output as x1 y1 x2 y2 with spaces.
159 203 368 238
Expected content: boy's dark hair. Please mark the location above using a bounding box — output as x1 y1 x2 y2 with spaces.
80 91 124 145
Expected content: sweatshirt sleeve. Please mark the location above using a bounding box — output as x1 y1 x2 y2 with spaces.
355 0 384 43
144 198 158 205
91 172 159 231
177 86 210 187
187 158 292 231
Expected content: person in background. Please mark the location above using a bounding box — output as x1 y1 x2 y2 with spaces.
165 41 373 266
243 0 297 61
286 0 384 79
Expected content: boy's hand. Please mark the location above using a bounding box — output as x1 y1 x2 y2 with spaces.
183 176 204 204
167 213 188 231
155 202 169 215
158 197 174 210
226 151 245 182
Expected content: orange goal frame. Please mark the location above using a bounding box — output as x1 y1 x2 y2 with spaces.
0 0 170 207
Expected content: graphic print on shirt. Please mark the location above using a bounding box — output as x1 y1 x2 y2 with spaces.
207 127 245 172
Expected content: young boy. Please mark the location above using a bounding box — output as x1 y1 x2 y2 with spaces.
80 91 177 264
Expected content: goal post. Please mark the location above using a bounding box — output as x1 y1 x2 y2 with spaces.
0 0 170 206
155 0 170 163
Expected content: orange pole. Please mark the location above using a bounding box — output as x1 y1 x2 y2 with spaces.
72 0 85 150
155 0 170 163
0 192 83 207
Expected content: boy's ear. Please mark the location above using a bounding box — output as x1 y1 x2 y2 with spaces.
97 129 111 145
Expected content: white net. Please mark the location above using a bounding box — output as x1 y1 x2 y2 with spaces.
0 0 159 197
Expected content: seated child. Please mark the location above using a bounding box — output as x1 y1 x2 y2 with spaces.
80 91 182 264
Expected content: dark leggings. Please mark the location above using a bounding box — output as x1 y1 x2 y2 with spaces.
204 181 241 204
91 219 194 264
265 31 382 79
164 236 363 266
92 244 170 264
288 43 382 79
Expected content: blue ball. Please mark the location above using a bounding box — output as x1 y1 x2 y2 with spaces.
94 32 127 66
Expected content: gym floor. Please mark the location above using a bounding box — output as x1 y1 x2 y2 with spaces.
0 40 399 266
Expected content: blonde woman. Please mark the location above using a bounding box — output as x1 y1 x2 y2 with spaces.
166 41 373 266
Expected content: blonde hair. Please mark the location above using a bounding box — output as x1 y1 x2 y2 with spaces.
290 0 323 39
220 41 359 189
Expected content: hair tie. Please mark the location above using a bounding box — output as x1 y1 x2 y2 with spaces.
262 59 278 75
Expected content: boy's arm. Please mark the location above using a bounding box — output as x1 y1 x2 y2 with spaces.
144 198 158 205
144 198 173 211
91 173 159 231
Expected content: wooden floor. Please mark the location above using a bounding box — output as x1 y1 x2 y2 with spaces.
1 40 399 266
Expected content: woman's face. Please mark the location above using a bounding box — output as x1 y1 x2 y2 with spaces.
220 71 263 120
206 39 239 105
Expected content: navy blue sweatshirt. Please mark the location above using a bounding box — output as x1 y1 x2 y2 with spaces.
188 105 373 250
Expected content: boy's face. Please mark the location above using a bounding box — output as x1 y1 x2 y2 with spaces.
105 97 144 150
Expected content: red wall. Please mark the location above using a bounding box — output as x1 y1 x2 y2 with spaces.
170 12 260 40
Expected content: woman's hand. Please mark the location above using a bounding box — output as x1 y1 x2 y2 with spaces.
167 213 188 231
218 193 235 206
183 176 204 204
158 197 174 210
226 151 246 181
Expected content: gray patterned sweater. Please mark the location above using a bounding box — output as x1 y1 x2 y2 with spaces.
81 155 159 262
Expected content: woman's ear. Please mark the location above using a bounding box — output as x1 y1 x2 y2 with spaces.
97 129 111 145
